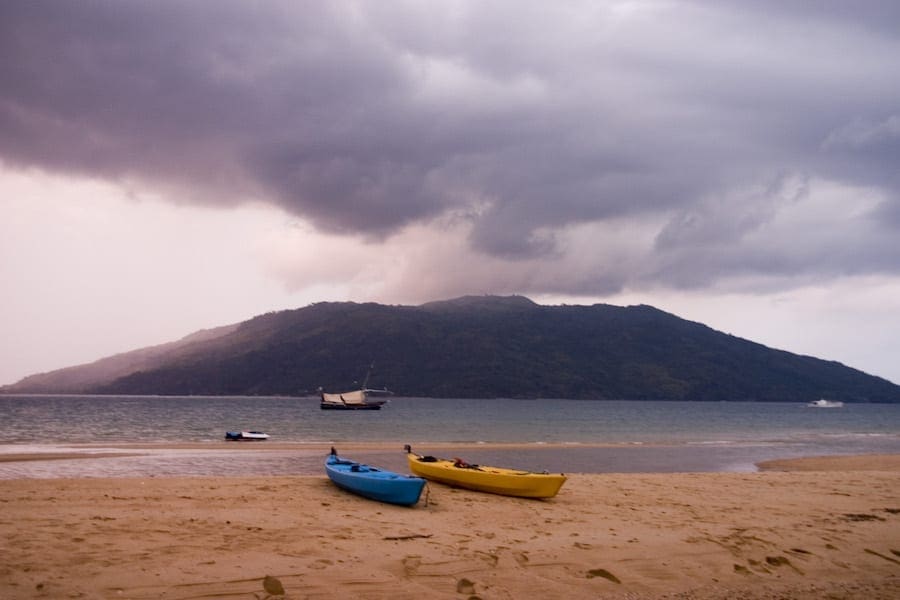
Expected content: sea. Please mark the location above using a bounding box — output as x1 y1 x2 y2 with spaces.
1 395 899 479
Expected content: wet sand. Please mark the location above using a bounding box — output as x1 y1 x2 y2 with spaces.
0 441 854 478
1 453 899 599
0 452 142 463
758 453 900 472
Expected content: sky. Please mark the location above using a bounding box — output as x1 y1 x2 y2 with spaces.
2 1 899 386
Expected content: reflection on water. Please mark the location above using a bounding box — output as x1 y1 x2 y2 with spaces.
1 395 898 478
0 447 325 479
2 438 899 479
3 395 900 444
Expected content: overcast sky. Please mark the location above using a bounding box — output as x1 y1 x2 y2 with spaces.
2 1 899 387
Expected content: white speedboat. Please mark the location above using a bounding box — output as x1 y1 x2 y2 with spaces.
807 399 844 408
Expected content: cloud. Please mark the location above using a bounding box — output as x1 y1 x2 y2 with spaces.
823 115 900 150
2 0 899 297
0 166 307 383
651 177 900 290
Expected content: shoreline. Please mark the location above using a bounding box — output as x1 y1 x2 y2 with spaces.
3 444 900 473
758 453 900 472
0 439 715 457
2 455 898 599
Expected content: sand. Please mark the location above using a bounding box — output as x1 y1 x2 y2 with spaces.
2 454 899 599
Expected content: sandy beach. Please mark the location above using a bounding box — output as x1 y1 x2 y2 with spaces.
2 454 899 599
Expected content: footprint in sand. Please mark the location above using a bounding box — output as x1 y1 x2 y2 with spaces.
402 555 422 576
746 558 770 574
842 513 884 522
263 575 285 596
309 559 333 570
573 542 593 550
586 568 621 584
765 555 804 574
513 551 529 566
865 548 900 565
456 578 476 594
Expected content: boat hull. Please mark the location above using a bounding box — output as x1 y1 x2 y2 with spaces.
406 453 566 499
224 431 269 441
320 402 383 410
325 454 426 506
320 389 389 410
807 399 844 408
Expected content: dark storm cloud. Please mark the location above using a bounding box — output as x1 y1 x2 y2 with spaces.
709 0 900 37
2 1 899 291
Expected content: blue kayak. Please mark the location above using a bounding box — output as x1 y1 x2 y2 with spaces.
325 448 426 506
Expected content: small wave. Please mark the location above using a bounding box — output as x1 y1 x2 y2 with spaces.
792 432 899 441
0 444 65 455
689 440 737 446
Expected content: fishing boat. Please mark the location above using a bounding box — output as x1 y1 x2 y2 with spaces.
320 363 393 410
325 448 426 506
404 445 567 499
807 398 844 408
319 388 391 410
224 430 270 441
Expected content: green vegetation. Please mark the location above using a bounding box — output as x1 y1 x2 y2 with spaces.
5 295 899 402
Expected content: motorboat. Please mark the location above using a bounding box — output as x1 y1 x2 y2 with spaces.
807 399 844 408
224 430 270 441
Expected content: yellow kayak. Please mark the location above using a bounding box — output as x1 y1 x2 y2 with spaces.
404 445 567 499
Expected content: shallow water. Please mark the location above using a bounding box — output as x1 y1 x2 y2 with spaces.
1 395 898 477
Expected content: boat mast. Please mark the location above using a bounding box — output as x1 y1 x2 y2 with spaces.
362 361 374 390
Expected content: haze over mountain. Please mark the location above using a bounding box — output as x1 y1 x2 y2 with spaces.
3 296 898 402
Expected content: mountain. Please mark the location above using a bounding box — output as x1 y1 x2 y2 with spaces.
4 296 899 402
4 324 240 394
